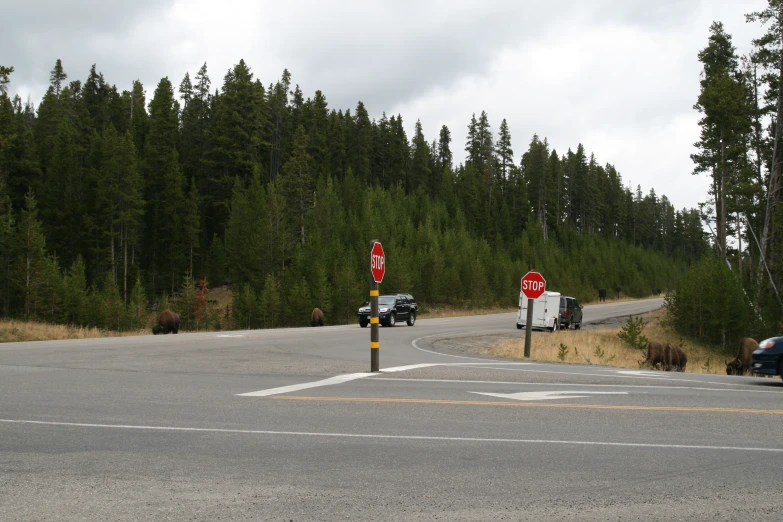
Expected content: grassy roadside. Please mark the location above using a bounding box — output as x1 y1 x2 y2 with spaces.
0 319 149 343
489 308 733 375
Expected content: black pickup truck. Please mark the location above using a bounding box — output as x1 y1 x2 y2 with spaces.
358 293 418 327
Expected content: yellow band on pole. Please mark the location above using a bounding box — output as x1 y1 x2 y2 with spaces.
370 290 379 297
370 317 379 324
370 342 380 349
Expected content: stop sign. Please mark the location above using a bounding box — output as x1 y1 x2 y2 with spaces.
371 242 385 283
520 271 546 299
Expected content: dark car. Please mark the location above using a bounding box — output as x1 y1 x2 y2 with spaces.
558 296 583 329
751 336 783 380
358 294 417 327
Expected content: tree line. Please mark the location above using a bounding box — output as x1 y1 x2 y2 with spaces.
0 59 707 330
667 0 783 351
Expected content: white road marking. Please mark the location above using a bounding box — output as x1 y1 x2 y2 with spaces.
237 372 374 397
470 390 629 401
216 334 245 338
457 365 758 387
237 359 768 398
380 363 438 373
613 370 666 377
373 377 783 394
237 363 438 397
1 418 780 453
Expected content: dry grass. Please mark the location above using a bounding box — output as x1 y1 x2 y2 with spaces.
420 306 518 319
0 319 148 343
489 309 731 375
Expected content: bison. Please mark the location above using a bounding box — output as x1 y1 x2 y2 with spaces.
152 309 180 335
310 307 324 327
664 343 687 372
726 337 759 376
640 341 666 370
598 289 607 302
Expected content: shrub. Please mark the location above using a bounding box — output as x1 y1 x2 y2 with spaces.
617 315 649 350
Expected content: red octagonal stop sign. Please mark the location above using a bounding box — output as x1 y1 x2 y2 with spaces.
371 242 385 283
520 271 546 299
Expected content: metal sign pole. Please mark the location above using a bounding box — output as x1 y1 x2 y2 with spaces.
370 240 380 372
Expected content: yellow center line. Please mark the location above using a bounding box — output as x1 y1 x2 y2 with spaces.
271 396 783 415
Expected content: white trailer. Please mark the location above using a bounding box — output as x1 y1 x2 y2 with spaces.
516 291 561 332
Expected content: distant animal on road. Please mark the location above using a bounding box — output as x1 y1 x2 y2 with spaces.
726 337 759 375
153 309 180 335
598 289 607 302
640 341 666 370
664 343 687 372
311 307 324 327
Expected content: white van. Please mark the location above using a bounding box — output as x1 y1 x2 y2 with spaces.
516 291 561 332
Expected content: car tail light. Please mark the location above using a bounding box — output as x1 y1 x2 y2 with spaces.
564 311 569 317
760 339 776 349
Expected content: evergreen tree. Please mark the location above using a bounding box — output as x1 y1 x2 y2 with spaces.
692 22 751 262
50 59 67 96
0 175 13 316
13 190 49 318
438 125 453 172
496 118 513 180
143 77 183 292
209 59 268 229
410 119 433 195
184 176 200 278
280 125 313 245
0 65 13 95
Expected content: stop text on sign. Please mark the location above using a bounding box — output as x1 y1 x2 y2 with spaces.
520 271 546 299
370 241 386 283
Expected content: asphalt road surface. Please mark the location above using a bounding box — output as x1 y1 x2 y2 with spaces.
2 297 782 521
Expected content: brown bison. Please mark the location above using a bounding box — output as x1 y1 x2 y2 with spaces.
726 337 759 375
640 341 666 370
310 307 324 327
153 309 180 335
664 343 687 372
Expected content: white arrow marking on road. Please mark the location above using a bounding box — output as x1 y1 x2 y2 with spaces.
469 391 629 401
613 370 667 377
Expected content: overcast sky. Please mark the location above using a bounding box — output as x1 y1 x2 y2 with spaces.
2 0 768 211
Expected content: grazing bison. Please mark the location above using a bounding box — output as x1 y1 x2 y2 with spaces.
310 307 324 327
615 287 622 298
726 337 759 375
598 289 607 302
640 341 666 370
152 309 180 335
664 343 687 372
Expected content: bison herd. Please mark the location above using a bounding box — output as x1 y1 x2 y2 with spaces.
639 337 761 375
640 341 688 372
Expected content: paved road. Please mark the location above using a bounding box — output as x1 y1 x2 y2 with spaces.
2 298 782 521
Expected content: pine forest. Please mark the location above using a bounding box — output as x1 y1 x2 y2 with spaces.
1 34 769 339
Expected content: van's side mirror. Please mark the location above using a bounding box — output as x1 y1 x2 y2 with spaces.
579 305 583 310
